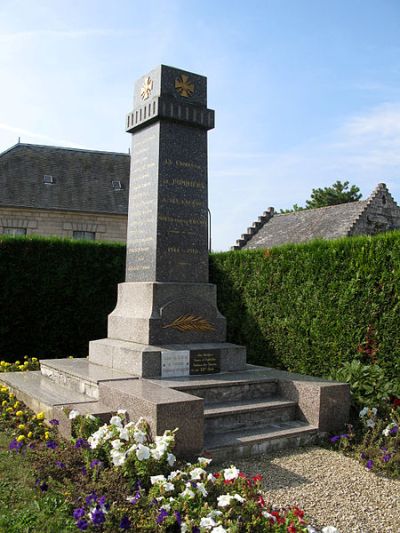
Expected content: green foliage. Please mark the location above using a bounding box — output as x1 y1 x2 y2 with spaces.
330 360 399 410
305 180 362 209
210 231 400 383
280 180 362 212
0 235 125 360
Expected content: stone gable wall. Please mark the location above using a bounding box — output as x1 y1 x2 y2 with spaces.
0 206 127 242
349 184 400 237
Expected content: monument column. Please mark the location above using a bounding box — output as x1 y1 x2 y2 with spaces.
89 65 246 377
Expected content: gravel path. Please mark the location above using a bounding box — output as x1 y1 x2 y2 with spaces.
219 446 399 533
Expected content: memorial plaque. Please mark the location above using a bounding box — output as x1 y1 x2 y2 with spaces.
190 349 221 375
161 350 190 378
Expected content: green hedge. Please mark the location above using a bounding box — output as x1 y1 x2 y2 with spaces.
1 232 400 382
0 236 125 360
210 231 400 381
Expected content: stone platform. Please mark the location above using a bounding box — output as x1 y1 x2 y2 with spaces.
0 359 350 459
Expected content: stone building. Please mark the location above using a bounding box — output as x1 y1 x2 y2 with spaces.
0 143 129 241
232 183 400 250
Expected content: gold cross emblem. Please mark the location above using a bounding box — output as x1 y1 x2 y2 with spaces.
175 74 194 97
140 76 153 100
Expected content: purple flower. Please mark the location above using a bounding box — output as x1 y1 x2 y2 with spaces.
360 452 367 459
90 459 102 468
81 467 87 476
129 491 141 505
73 508 85 520
340 434 349 439
55 461 66 469
35 479 48 492
330 435 340 443
156 508 168 524
134 479 142 490
366 460 374 470
76 519 88 531
49 419 59 425
382 453 392 463
75 438 89 449
190 481 198 488
174 510 182 526
9 439 23 452
46 440 57 449
380 446 388 451
98 495 106 506
119 516 131 530
192 527 200 533
91 508 105 525
85 492 97 505
390 425 398 436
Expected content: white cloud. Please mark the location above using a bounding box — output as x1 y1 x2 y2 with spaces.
0 123 87 150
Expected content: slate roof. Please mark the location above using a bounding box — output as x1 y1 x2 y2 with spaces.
0 143 130 215
233 183 400 250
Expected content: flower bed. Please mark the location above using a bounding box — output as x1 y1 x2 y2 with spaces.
0 379 338 532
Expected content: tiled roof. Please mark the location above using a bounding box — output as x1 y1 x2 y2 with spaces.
0 143 130 215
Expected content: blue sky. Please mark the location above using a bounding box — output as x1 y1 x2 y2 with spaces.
1 0 399 250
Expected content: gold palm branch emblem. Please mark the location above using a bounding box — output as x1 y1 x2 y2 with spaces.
175 74 195 97
140 76 153 100
163 314 215 332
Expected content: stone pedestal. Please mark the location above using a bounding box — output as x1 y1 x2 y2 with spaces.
89 65 246 377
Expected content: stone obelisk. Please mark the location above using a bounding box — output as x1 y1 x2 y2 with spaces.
89 65 246 377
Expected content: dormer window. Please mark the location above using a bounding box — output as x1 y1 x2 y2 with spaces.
43 174 55 184
112 180 123 190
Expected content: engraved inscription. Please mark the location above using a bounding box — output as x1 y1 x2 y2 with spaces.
190 350 221 375
161 350 190 378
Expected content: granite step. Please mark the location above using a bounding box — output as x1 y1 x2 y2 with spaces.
203 420 318 461
0 370 101 420
40 358 138 400
204 398 297 433
172 377 278 404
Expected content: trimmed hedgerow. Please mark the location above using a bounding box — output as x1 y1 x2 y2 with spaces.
209 231 400 382
0 235 125 360
1 232 400 383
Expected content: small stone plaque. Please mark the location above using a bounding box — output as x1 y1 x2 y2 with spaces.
190 349 220 375
161 350 190 378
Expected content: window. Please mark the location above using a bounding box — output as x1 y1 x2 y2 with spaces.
73 231 95 240
3 227 27 236
43 175 55 184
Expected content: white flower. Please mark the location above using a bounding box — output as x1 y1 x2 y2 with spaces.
111 439 123 450
151 446 165 460
366 418 376 428
322 527 339 533
180 487 195 499
233 493 245 503
217 494 232 507
109 415 123 428
200 516 216 529
68 409 80 420
167 453 176 466
196 482 208 497
85 414 96 421
133 429 147 443
125 421 135 429
207 473 217 483
150 475 166 485
197 456 212 467
212 526 227 533
181 524 188 533
110 449 126 466
306 527 317 533
119 427 129 441
207 510 223 518
117 409 127 415
163 482 175 492
359 407 369 417
371 407 377 416
168 470 182 480
190 467 206 480
262 510 276 521
136 443 150 461
223 466 240 481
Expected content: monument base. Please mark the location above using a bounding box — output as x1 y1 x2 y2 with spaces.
89 339 247 378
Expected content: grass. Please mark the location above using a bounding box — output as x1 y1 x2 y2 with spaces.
0 429 74 533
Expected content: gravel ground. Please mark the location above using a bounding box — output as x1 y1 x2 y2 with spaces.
219 446 399 533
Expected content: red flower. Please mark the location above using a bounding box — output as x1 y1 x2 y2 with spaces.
213 472 220 478
252 474 263 482
257 495 266 507
391 397 400 408
287 524 297 533
271 511 285 525
238 472 247 478
293 507 304 519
